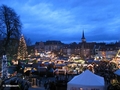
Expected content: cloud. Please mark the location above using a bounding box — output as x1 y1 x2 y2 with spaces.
1 0 120 44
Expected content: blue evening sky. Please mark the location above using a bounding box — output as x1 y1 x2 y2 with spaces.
1 0 120 44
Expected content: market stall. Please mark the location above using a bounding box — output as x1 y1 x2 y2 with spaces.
67 70 105 90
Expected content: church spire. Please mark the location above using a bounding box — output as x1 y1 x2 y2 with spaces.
81 30 86 42
82 30 85 39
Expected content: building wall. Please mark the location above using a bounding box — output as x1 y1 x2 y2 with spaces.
97 50 117 59
34 40 120 59
35 41 45 53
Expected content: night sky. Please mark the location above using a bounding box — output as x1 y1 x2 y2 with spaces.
1 0 120 44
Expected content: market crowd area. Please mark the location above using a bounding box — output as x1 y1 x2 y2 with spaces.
1 50 120 90
0 59 120 90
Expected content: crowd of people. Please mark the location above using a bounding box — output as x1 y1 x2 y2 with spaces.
29 74 73 90
93 61 118 84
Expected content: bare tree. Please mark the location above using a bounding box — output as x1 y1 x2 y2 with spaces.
25 36 32 46
0 5 22 53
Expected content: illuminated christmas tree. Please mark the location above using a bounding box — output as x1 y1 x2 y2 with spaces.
17 34 28 60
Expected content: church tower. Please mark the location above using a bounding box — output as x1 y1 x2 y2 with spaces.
81 30 86 43
81 30 86 59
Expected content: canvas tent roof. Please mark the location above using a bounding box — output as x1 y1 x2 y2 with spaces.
114 69 120 76
68 70 104 87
